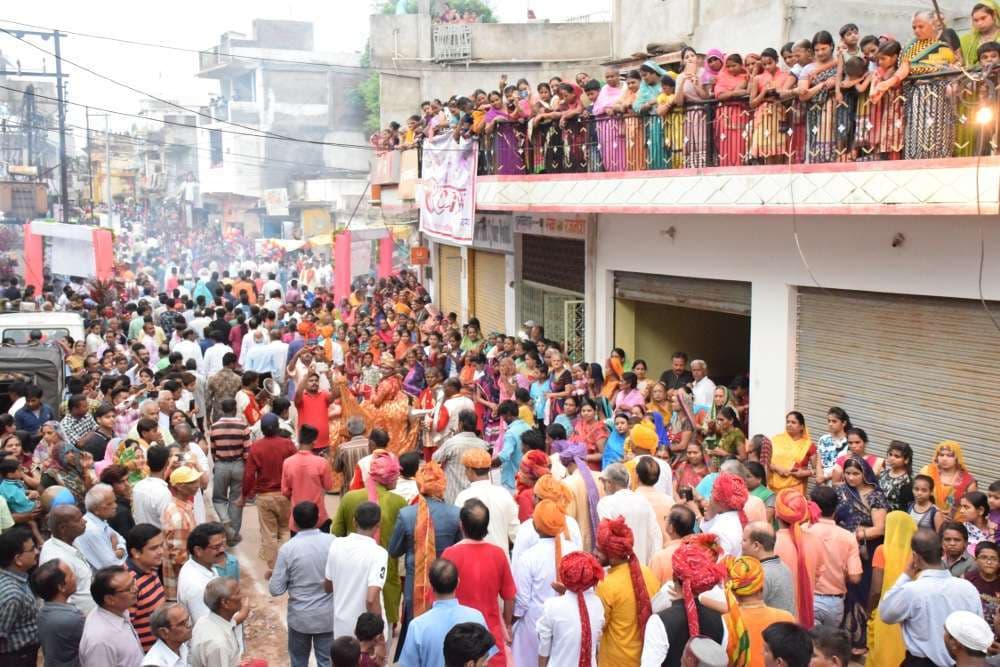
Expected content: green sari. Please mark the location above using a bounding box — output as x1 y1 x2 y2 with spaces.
960 0 1000 66
332 485 406 623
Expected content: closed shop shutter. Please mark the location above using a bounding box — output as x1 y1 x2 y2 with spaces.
472 250 507 335
437 244 462 318
522 235 585 293
615 273 751 316
795 287 1000 480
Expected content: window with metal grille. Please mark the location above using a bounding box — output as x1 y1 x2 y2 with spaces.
522 235 584 293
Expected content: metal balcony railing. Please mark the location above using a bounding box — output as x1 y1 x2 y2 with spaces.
472 71 998 176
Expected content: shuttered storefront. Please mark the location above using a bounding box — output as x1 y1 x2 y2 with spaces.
437 244 462 318
614 273 752 315
471 250 507 335
796 287 1000 480
520 235 586 360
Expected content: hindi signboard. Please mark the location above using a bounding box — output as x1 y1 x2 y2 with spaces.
418 134 477 245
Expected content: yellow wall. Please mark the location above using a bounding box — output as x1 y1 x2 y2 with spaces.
617 300 750 380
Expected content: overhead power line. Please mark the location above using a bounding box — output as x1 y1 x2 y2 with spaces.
0 27 377 151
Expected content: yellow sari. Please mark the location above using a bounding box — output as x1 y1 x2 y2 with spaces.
768 429 814 493
867 511 917 666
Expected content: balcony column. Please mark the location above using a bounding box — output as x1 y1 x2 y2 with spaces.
377 235 394 279
333 229 352 304
747 278 797 437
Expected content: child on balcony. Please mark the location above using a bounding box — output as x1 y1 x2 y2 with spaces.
836 56 872 160
839 23 863 59
866 40 904 161
861 35 880 72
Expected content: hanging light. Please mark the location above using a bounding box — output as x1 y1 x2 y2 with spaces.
975 104 995 126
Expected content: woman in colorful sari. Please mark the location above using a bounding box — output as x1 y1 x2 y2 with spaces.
401 347 425 398
961 2 1000 68
920 440 978 516
706 407 746 469
645 381 672 421
553 82 588 173
897 10 959 159
798 30 839 164
831 427 884 483
834 456 889 655
635 61 668 169
676 47 713 168
701 385 740 453
714 53 750 167
572 397 609 472
593 66 627 171
615 70 645 171
484 90 526 175
544 351 574 425
768 411 817 494
667 388 696 462
749 48 797 163
674 441 709 499
468 354 502 445
40 423 95 507
867 510 917 666
371 353 418 456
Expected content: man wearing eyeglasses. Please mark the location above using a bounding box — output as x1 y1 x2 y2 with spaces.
78 565 144 667
0 526 40 667
143 602 192 667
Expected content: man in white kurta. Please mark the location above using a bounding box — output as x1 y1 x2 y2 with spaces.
511 501 580 667
511 515 583 564
537 581 605 667
699 471 750 558
323 505 389 639
454 458 520 557
596 464 662 565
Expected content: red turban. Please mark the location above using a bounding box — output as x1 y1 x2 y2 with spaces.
711 472 749 525
366 450 400 543
671 542 726 637
517 450 551 495
559 551 605 667
596 517 652 639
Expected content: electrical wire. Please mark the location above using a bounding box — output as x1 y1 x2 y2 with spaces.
0 81 375 151
0 17 601 75
0 27 376 150
974 148 1000 334
786 155 825 291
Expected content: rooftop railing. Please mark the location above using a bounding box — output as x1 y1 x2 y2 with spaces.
474 71 998 176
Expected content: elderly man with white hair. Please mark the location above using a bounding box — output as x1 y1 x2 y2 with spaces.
74 484 127 569
130 399 174 446
596 463 662 565
143 602 193 667
689 359 716 408
189 577 249 667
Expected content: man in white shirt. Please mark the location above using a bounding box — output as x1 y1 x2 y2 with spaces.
699 472 747 558
178 523 228 624
596 464 662 566
74 484 127 569
143 602 192 667
243 329 272 374
538 551 606 667
261 273 281 299
202 331 233 378
132 445 174 528
323 501 389 639
689 359 716 408
173 328 204 372
880 528 983 667
265 330 290 385
453 449 520 557
39 505 96 614
189 577 249 667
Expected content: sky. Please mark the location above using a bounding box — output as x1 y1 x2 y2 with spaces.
0 0 609 136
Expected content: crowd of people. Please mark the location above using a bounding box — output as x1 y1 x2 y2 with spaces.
0 219 999 667
374 4 1000 171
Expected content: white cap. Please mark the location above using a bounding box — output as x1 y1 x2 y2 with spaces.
684 636 728 667
945 610 994 653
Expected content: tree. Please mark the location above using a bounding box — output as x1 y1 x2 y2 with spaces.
379 0 496 23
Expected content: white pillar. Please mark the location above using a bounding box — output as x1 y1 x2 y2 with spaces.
748 279 797 437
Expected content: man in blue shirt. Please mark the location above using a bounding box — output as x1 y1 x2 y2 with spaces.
13 387 53 437
495 401 529 492
398 558 494 667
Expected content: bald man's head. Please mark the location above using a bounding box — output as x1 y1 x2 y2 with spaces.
48 504 85 542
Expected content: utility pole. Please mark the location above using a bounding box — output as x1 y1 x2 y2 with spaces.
105 115 112 228
53 30 69 224
85 106 92 214
0 29 72 223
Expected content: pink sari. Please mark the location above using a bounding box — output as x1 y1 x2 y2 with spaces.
593 83 627 172
714 68 749 166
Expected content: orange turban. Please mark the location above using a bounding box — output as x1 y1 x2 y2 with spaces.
724 556 766 667
630 420 658 453
461 448 492 469
597 517 652 639
416 461 446 499
712 472 749 525
413 461 446 618
533 499 568 583
559 551 605 667
534 474 572 512
775 488 819 628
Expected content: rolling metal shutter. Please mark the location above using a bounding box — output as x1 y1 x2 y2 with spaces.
795 287 1000 480
614 272 751 316
471 250 507 335
437 244 462 318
